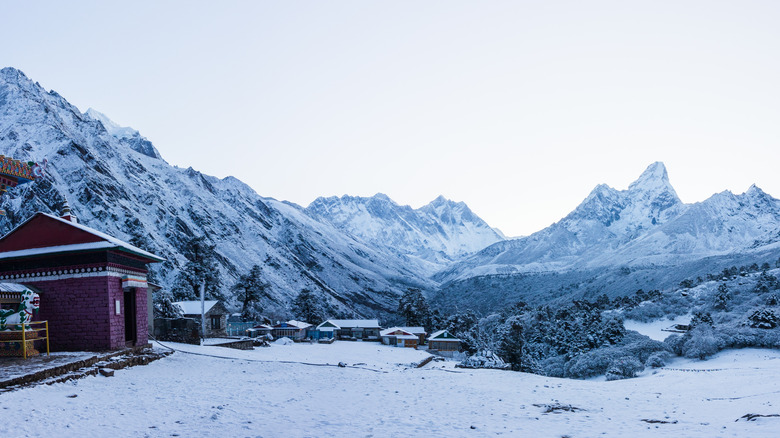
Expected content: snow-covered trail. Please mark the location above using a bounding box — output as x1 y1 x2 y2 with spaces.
1 343 779 437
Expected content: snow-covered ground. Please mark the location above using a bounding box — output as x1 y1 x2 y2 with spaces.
2 342 780 437
624 314 691 341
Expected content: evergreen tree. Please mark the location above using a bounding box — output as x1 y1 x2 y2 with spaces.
232 265 270 322
397 288 431 327
171 236 224 302
153 289 182 318
600 314 626 345
442 310 478 337
498 316 525 371
291 288 324 324
714 283 731 310
689 310 714 328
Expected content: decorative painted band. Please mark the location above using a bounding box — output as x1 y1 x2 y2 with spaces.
0 264 146 281
0 266 147 284
121 275 148 289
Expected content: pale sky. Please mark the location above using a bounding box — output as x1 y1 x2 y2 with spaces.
2 1 779 237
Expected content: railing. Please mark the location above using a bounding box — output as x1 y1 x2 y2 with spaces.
0 321 50 359
226 322 256 337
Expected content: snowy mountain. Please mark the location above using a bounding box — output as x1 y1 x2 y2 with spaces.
84 108 162 160
306 194 504 274
0 67 433 318
436 162 780 282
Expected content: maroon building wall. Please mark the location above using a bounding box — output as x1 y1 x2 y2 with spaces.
134 287 149 346
32 276 114 350
26 276 150 351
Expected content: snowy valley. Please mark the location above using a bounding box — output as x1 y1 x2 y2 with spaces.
2 66 780 437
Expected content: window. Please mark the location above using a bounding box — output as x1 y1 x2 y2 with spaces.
211 315 221 330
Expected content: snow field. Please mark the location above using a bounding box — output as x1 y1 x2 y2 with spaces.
1 342 779 437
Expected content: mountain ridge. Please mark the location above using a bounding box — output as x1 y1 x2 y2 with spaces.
306 192 505 274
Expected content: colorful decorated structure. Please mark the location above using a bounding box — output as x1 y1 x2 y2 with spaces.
0 212 163 351
0 284 48 358
0 155 45 215
0 288 39 330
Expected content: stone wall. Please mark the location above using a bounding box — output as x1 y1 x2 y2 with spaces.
154 318 200 345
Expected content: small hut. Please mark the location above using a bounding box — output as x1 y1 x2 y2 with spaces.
173 300 228 337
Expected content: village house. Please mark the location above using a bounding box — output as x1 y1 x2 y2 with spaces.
380 327 420 348
246 324 273 338
272 320 311 341
313 319 382 341
0 211 163 351
396 326 427 345
427 329 462 356
173 300 228 337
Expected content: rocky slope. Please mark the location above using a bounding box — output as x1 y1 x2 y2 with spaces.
0 67 436 318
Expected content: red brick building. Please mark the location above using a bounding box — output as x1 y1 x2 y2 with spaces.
0 212 163 351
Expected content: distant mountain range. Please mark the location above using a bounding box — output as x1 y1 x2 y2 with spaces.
431 162 780 312
306 193 504 275
2 66 779 317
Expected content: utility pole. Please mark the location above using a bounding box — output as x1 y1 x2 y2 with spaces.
200 280 206 342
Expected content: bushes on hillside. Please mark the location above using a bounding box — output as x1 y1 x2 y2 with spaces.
605 357 644 381
682 325 721 359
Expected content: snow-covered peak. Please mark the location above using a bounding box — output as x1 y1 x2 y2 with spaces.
0 67 30 85
744 184 774 202
628 162 678 198
372 193 394 203
84 108 161 159
85 108 138 139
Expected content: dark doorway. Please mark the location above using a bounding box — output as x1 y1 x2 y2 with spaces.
124 289 137 346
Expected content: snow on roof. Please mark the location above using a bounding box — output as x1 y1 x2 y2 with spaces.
327 319 381 328
0 213 164 262
380 327 414 337
398 326 426 335
0 282 31 292
275 320 312 329
428 329 461 341
174 301 219 315
395 335 418 340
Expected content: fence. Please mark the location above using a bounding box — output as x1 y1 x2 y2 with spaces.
0 320 50 359
226 322 256 336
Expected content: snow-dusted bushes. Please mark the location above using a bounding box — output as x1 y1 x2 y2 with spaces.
457 350 509 370
563 333 669 379
646 351 671 368
748 308 779 329
623 291 690 322
605 357 644 381
682 325 720 359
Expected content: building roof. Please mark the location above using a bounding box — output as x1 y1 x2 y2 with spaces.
398 326 426 335
0 213 164 263
0 282 30 292
273 320 312 329
428 329 461 341
174 300 219 315
380 327 415 337
321 319 381 329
